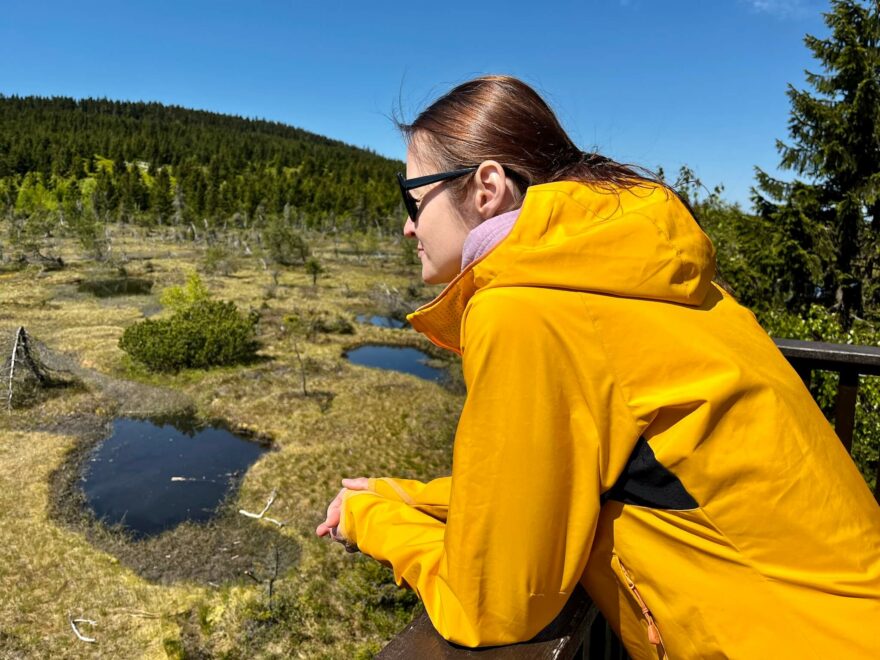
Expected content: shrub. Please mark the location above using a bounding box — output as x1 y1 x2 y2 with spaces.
264 220 309 266
304 257 324 286
202 244 239 276
160 272 211 312
120 299 259 372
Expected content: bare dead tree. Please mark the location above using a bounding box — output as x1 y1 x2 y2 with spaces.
6 327 48 411
244 544 280 613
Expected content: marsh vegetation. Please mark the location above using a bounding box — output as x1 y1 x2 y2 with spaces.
0 227 461 658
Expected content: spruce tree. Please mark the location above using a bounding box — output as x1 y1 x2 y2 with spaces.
150 168 174 225
753 0 880 326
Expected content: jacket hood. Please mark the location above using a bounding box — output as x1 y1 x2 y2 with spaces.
408 180 716 353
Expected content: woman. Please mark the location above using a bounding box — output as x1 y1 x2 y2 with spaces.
316 75 880 658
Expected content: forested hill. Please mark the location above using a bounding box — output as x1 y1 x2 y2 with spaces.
0 95 404 230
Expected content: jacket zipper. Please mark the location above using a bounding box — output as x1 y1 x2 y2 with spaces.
616 557 663 647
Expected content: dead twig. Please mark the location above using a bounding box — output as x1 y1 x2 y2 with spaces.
239 490 284 526
69 615 97 643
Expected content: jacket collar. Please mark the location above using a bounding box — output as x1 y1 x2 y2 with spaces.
406 184 547 355
406 180 716 355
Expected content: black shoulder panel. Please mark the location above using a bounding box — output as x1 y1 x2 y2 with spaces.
601 437 698 510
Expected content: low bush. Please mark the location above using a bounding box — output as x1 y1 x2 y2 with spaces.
160 272 211 312
264 220 309 266
202 244 239 276
120 299 260 372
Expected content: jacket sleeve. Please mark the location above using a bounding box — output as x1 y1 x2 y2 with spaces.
339 289 637 647
366 476 451 522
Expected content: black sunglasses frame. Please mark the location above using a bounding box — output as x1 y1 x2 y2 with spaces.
396 167 478 221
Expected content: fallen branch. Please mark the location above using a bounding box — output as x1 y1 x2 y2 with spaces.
239 490 284 526
69 616 97 643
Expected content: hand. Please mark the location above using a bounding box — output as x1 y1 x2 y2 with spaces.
316 477 370 538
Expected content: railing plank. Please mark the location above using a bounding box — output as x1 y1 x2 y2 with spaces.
774 339 880 376
377 586 598 660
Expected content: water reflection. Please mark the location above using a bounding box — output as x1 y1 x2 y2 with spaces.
82 417 268 537
345 344 445 381
355 314 408 329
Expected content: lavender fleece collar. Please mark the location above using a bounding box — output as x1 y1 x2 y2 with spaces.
460 208 521 270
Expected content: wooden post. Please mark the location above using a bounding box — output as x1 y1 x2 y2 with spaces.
875 457 880 503
793 363 812 389
834 370 859 454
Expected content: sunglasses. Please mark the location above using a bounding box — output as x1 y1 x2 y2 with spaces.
396 167 478 221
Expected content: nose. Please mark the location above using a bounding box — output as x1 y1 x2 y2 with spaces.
403 216 416 238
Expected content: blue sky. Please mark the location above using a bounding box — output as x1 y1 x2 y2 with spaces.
1 0 831 208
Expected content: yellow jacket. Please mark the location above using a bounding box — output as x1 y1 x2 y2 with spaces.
339 181 880 658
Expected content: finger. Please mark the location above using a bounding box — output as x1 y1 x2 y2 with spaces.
318 504 341 532
329 487 346 509
325 489 346 518
341 477 370 491
317 486 350 537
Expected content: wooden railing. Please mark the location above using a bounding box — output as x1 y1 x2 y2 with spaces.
378 338 880 659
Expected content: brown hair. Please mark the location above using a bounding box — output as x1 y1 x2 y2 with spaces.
397 75 661 206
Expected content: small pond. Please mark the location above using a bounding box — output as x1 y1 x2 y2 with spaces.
82 416 268 538
355 314 408 329
345 344 446 382
78 277 153 297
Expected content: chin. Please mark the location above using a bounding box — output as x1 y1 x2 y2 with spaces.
421 266 456 285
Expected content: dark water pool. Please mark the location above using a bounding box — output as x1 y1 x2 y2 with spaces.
78 277 153 297
82 417 268 538
355 314 408 329
345 344 445 382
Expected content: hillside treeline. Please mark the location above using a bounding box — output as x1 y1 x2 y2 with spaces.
0 95 404 235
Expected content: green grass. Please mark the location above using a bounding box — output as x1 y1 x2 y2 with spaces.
0 226 459 658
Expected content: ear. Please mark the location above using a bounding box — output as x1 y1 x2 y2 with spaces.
471 160 516 221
